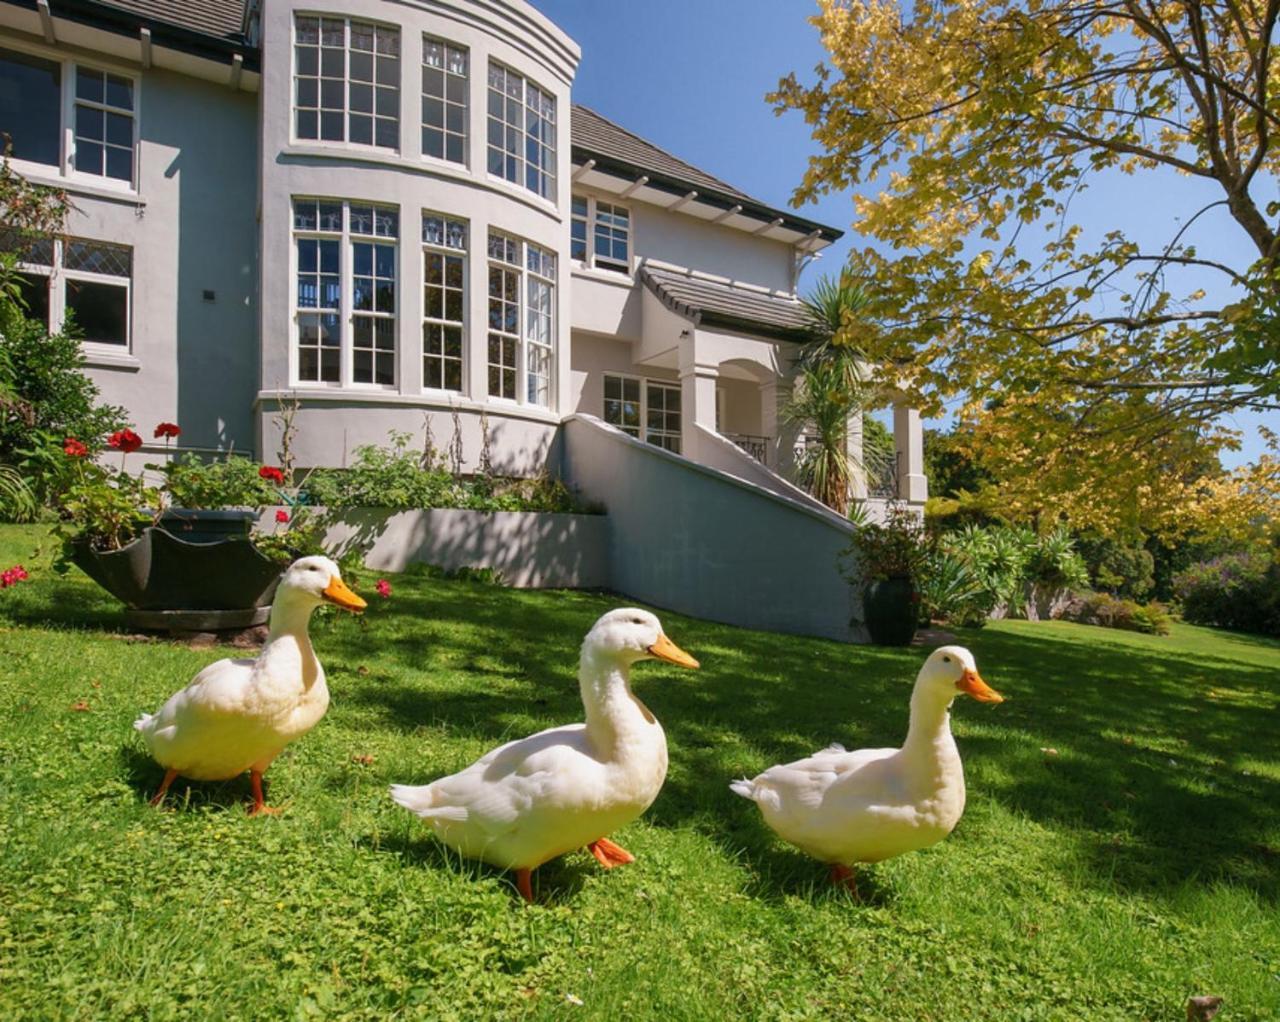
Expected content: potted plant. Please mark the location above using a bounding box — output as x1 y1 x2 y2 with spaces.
56 423 317 631
844 503 926 645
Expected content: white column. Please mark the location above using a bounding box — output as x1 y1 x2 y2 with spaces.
761 377 798 476
678 331 717 460
893 402 928 503
846 411 868 500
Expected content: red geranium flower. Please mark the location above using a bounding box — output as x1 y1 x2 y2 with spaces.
275 509 290 524
375 579 392 598
259 466 285 485
153 422 181 439
107 429 143 454
63 438 88 458
0 564 29 588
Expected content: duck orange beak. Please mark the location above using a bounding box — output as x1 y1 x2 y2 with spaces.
322 576 367 613
957 669 1003 703
647 633 700 669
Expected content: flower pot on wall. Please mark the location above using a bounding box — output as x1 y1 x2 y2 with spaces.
72 522 281 631
862 575 918 646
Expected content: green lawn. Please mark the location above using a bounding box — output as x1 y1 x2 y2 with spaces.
0 524 1277 1021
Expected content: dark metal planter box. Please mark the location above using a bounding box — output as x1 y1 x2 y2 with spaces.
72 511 281 630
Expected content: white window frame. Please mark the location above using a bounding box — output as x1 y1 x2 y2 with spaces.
9 235 133 353
0 41 140 193
602 373 681 453
290 198 399 390
571 194 631 274
486 61 556 202
486 230 556 407
292 14 401 152
421 36 468 166
422 212 467 394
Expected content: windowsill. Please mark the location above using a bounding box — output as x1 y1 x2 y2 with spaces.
571 264 635 287
256 387 563 424
82 348 140 370
11 165 142 207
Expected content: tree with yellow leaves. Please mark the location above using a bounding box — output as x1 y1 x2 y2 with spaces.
776 0 1280 537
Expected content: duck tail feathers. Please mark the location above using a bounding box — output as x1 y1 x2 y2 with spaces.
729 778 757 801
133 712 154 734
388 783 468 821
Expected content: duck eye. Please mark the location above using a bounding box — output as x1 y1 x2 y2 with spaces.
943 656 952 663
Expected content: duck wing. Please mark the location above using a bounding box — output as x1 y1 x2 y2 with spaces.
134 657 258 739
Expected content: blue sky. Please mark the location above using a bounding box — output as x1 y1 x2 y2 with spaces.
534 0 1277 466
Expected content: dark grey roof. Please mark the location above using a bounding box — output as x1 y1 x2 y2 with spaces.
640 264 813 341
572 106 753 202
571 105 841 243
91 0 247 40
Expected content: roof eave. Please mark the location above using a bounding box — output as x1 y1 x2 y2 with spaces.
572 146 843 246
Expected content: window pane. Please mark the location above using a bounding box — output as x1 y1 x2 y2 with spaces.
66 279 128 346
17 271 50 327
0 48 61 166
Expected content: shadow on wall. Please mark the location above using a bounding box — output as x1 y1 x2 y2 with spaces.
149 71 260 455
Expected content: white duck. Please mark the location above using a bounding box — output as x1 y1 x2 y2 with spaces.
390 608 699 902
730 645 1002 892
135 555 367 814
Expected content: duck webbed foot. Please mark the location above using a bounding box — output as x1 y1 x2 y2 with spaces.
515 868 535 903
247 770 284 816
588 837 636 869
148 768 179 807
829 863 858 896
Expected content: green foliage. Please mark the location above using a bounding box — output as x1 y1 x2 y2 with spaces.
303 432 597 514
250 509 339 569
843 504 927 584
0 464 37 522
0 311 127 500
1076 534 1156 600
56 459 158 553
158 454 278 509
1174 552 1280 637
1057 593 1173 636
915 547 992 627
787 358 865 515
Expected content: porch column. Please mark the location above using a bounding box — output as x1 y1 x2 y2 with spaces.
678 331 718 460
893 402 928 503
760 377 798 475
846 411 868 500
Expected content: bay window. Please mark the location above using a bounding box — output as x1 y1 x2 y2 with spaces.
487 231 556 406
486 63 556 200
422 37 468 165
294 16 400 150
293 198 398 387
422 213 467 392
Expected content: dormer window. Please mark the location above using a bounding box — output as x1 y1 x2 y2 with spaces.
294 16 400 150
571 195 630 274
486 62 556 201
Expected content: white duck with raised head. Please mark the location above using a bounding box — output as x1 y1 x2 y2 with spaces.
390 608 700 902
134 555 367 814
731 645 1002 891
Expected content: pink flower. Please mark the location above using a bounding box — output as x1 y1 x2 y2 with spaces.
107 429 143 454
275 509 290 524
259 466 285 485
375 579 392 598
153 422 181 440
63 438 88 457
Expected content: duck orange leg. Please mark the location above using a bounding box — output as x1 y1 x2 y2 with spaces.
515 868 534 903
588 837 636 868
148 768 179 807
247 769 283 816
829 863 858 895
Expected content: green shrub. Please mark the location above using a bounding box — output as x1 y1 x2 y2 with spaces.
915 547 992 627
1173 552 1280 636
159 453 278 508
1077 534 1156 599
1058 592 1172 635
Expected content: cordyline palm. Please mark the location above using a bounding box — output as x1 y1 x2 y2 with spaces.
786 273 872 514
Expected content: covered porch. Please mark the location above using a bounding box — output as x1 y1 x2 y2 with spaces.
636 263 927 511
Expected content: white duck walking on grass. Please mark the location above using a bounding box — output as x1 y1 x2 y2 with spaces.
390 608 700 902
730 646 1003 893
134 556 367 814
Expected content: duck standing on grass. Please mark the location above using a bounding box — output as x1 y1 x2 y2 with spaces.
134 556 367 814
731 646 1002 894
390 608 699 902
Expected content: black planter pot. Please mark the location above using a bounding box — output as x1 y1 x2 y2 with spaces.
72 514 281 630
862 575 918 646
